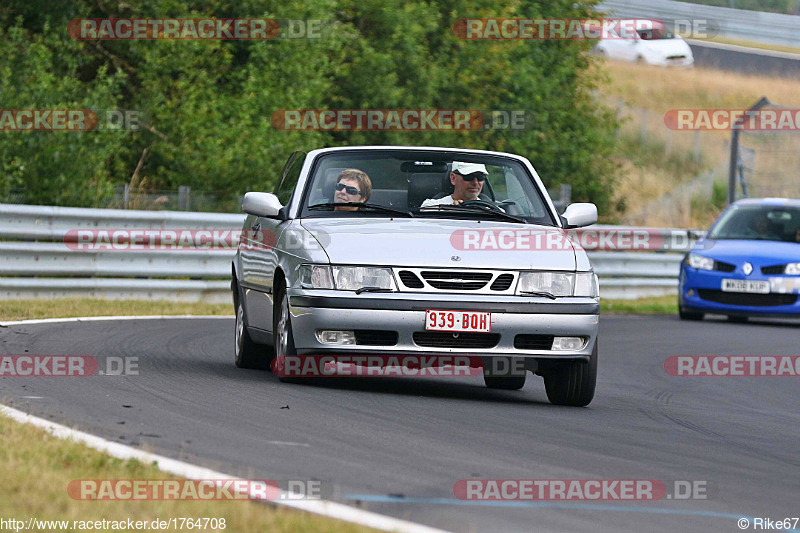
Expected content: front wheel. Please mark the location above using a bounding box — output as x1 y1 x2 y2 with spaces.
543 340 597 407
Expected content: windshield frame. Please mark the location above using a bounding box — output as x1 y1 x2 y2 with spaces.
296 149 558 226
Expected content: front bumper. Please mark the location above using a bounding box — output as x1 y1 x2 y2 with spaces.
679 266 800 317
287 288 599 360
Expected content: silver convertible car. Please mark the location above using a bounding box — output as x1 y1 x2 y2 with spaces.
232 146 600 406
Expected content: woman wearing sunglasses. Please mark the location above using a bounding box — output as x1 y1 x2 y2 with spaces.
420 161 488 208
333 169 372 211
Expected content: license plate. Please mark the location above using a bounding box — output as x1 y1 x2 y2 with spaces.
425 310 491 332
721 279 770 294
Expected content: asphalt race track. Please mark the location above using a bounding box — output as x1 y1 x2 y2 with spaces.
1 315 799 533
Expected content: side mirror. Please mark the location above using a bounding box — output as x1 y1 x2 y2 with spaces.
561 203 598 229
242 192 283 218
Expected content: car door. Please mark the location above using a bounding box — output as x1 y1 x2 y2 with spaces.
240 151 306 332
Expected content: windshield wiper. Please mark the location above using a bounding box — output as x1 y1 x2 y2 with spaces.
355 286 394 295
309 202 414 217
417 204 526 223
519 290 558 300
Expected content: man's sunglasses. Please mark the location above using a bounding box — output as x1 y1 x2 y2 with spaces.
456 171 487 183
335 183 362 196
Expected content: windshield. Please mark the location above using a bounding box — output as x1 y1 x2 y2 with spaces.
300 150 557 226
707 205 800 243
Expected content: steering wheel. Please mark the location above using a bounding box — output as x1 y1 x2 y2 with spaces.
460 199 505 213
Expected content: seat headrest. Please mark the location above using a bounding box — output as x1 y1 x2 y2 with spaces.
408 173 446 209
320 168 349 201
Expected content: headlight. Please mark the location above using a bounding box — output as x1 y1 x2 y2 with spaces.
574 272 599 298
786 263 800 275
332 266 396 290
686 253 714 271
299 265 334 289
516 271 598 297
300 264 397 291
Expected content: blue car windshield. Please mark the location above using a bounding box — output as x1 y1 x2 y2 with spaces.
707 205 800 243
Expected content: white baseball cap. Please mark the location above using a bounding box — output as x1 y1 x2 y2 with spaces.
451 161 488 176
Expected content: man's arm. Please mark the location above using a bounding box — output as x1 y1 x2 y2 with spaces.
420 195 455 208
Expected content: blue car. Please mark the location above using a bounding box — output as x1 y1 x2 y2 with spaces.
679 198 800 321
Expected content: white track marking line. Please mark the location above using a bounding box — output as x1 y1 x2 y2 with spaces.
1 315 449 533
1 404 449 533
0 315 233 327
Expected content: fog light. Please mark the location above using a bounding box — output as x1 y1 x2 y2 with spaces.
315 330 356 345
551 337 584 351
687 289 695 297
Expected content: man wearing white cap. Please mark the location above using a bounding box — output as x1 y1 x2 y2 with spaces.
420 161 489 207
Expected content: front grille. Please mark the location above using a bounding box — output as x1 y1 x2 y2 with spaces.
714 261 736 272
667 55 686 60
514 334 555 350
420 271 492 291
697 289 797 307
490 273 515 291
354 330 398 346
398 270 424 288
413 332 500 348
761 265 785 275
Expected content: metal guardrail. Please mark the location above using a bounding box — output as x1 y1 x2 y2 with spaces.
0 203 695 301
599 0 800 48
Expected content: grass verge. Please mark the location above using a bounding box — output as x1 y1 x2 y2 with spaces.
688 35 800 56
601 295 677 314
0 299 232 321
0 411 376 533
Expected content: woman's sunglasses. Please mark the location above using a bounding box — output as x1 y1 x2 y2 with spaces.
335 183 362 196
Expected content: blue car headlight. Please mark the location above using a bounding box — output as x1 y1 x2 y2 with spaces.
686 253 714 271
785 263 800 275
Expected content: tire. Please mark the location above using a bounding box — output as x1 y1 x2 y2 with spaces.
543 339 597 407
679 308 704 321
234 291 266 369
272 286 298 382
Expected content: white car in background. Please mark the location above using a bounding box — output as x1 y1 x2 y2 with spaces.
594 20 694 67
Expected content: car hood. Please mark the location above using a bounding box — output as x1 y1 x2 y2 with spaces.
642 38 691 56
694 239 800 265
301 218 577 270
